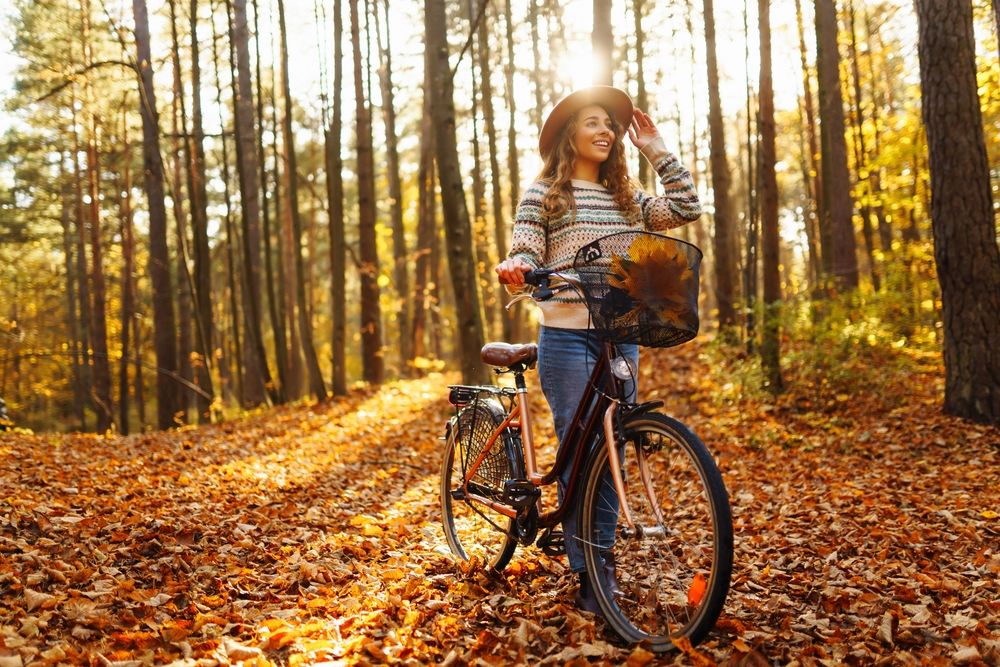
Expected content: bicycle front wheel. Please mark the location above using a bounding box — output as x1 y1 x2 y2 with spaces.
579 412 733 650
440 398 520 574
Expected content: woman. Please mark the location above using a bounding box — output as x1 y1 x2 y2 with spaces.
495 85 702 613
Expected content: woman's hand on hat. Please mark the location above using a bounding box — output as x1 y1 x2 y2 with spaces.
627 109 660 150
495 257 534 286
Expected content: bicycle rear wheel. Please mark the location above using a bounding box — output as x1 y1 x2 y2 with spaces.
579 412 733 650
440 397 520 573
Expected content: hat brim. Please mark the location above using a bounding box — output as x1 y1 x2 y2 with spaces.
538 86 634 159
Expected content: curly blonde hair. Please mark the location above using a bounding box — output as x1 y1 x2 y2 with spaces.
538 107 639 225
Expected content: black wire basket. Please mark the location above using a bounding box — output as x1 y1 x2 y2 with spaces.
573 231 703 348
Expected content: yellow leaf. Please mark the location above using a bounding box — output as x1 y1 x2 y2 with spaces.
980 510 998 519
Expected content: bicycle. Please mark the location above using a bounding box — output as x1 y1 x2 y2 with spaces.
439 230 733 651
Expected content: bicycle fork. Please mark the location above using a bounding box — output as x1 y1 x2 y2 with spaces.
603 402 667 539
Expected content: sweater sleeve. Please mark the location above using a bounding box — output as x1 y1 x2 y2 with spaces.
507 181 548 268
635 137 703 231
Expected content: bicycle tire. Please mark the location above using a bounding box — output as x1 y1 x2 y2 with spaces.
578 412 733 650
440 397 521 573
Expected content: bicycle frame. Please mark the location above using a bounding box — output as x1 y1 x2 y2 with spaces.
457 340 662 534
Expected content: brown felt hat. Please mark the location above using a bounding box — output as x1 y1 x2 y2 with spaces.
538 85 634 159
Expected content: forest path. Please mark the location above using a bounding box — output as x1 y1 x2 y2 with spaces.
1 341 998 665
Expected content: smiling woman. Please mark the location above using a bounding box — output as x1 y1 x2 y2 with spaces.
494 84 703 611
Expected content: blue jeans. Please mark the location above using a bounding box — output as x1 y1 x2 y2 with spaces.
537 326 639 573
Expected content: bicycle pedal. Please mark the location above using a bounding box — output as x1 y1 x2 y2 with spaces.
502 480 540 510
537 528 566 556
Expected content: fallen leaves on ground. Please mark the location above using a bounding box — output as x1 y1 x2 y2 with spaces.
1 340 997 665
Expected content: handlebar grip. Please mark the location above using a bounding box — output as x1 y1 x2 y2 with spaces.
523 268 552 286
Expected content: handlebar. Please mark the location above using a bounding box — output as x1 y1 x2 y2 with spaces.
503 268 580 309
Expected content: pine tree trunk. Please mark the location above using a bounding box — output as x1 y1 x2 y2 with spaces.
188 0 216 421
915 0 1000 424
425 0 489 384
863 7 892 255
253 0 288 403
228 0 273 406
412 59 435 362
119 110 136 434
134 0 180 429
168 0 194 423
373 0 411 373
815 0 859 292
326 0 348 395
81 0 113 432
758 0 783 393
703 0 739 333
70 94 93 430
633 0 649 187
212 7 244 406
845 0 880 291
795 0 824 280
351 0 385 384
59 153 86 429
277 0 327 399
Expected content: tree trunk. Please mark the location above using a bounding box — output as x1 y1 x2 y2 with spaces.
373 0 411 373
253 0 288 403
742 2 758 352
326 0 348 395
228 0 273 406
915 0 1000 424
82 0 113 432
795 0 824 280
703 0 739 334
211 5 244 406
351 0 385 384
188 0 216 421
845 0 880 291
425 0 489 384
412 57 435 362
815 0 859 292
277 0 327 399
758 0 783 393
633 0 650 186
119 109 136 434
134 0 179 429
592 0 613 85
70 93 93 431
863 7 892 255
168 0 194 423
59 152 86 430
529 0 544 128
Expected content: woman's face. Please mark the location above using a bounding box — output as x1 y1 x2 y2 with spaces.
572 105 615 167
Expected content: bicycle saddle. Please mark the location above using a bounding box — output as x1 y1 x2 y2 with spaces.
481 342 538 367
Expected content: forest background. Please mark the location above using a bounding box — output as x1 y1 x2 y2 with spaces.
0 0 998 432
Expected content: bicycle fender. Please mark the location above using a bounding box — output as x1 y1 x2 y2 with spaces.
621 400 663 420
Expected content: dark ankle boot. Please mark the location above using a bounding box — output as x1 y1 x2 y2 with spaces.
601 551 622 598
574 572 604 616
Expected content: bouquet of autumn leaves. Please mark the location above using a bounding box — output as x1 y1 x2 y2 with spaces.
577 232 702 349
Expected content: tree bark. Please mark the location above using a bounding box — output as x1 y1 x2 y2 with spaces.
703 0 739 333
758 0 783 393
351 0 385 384
188 0 216 421
228 0 273 406
253 0 288 403
133 0 179 429
119 109 136 434
633 0 649 187
425 0 489 384
59 152 86 430
795 0 824 281
277 0 327 399
815 0 859 292
915 0 1000 424
82 0 113 432
326 0 348 395
374 0 412 372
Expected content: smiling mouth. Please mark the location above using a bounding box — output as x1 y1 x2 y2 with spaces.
594 140 610 148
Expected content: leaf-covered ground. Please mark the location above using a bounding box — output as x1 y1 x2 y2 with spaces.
1 341 998 666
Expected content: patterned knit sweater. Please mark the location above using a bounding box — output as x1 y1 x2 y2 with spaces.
508 137 703 329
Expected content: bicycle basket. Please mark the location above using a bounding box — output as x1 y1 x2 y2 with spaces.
573 231 702 348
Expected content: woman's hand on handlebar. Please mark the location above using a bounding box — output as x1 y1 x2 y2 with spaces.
495 257 534 286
